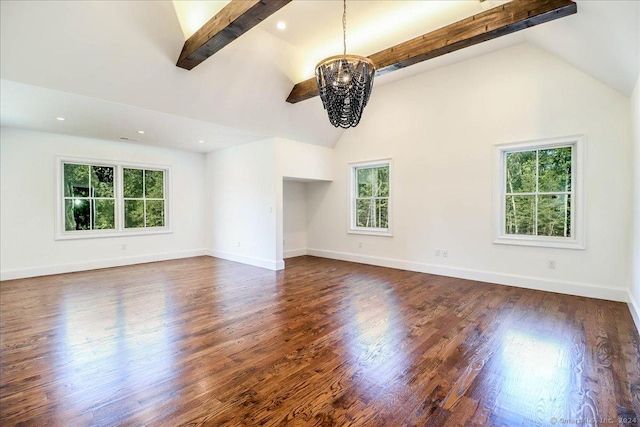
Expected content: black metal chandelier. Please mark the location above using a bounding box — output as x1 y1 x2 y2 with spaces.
315 0 376 128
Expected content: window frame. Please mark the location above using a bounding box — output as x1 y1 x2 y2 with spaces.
55 156 172 240
122 167 167 230
493 135 586 250
348 159 393 237
61 162 117 233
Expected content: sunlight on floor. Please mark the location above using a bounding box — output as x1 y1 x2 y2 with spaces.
495 329 571 423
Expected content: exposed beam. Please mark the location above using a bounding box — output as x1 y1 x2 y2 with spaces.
286 0 577 103
177 0 293 70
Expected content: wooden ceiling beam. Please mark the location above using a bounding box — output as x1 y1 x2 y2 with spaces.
177 0 293 70
286 0 577 103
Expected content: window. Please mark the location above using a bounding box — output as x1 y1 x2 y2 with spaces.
494 135 585 249
63 163 115 231
350 159 392 236
57 158 170 239
123 168 165 228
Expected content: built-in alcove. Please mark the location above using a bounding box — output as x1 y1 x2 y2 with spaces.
283 179 308 259
281 176 332 264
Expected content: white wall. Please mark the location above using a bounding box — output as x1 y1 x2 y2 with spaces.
205 138 280 270
306 43 633 302
277 138 333 181
205 137 332 270
0 127 207 280
630 74 640 327
283 181 308 258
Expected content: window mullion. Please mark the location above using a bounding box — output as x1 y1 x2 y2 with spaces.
571 145 575 237
537 191 571 195
88 166 93 231
117 166 122 231
534 150 539 236
142 170 147 227
505 192 537 196
370 169 375 228
352 168 357 229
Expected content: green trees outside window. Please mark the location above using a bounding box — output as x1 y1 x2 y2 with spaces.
505 146 572 237
354 164 389 230
123 168 165 228
63 163 115 231
61 162 166 234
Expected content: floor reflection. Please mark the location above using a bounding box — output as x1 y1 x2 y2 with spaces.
56 281 177 419
342 276 409 391
494 329 571 423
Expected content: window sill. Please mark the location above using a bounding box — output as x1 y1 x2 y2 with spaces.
348 229 393 237
493 235 585 250
55 229 173 241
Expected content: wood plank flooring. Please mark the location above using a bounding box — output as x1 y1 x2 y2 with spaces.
1 256 639 426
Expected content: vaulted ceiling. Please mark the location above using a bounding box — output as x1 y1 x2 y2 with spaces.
1 1 638 152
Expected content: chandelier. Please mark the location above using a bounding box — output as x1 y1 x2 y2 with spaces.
315 0 376 128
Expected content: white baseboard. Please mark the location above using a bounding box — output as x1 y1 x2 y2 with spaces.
0 249 208 281
284 248 307 259
3 245 631 314
207 249 284 271
628 291 640 333
306 248 628 303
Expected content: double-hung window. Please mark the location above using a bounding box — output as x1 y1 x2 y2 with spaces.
63 163 116 231
57 158 170 239
494 135 585 249
349 159 392 236
123 168 166 228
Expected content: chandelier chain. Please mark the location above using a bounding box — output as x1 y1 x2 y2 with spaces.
343 0 347 55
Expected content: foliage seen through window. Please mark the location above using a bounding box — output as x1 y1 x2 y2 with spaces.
354 165 389 230
123 168 165 228
63 163 115 231
505 147 572 237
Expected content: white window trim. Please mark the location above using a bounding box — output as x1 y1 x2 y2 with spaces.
55 156 172 240
348 158 393 237
493 135 586 250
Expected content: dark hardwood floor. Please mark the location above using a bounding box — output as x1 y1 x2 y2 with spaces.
1 256 638 426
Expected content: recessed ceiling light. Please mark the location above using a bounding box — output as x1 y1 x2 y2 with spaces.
138 130 145 134
198 140 205 144
277 21 286 30
56 117 65 121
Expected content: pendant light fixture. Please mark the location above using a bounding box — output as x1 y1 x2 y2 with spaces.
315 0 376 128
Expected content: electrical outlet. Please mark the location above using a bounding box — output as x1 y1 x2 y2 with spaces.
358 242 363 249
121 244 127 251
237 241 241 247
435 249 441 257
548 260 556 269
442 250 448 258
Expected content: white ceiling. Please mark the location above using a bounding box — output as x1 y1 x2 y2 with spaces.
0 80 266 152
0 0 638 152
259 0 512 80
